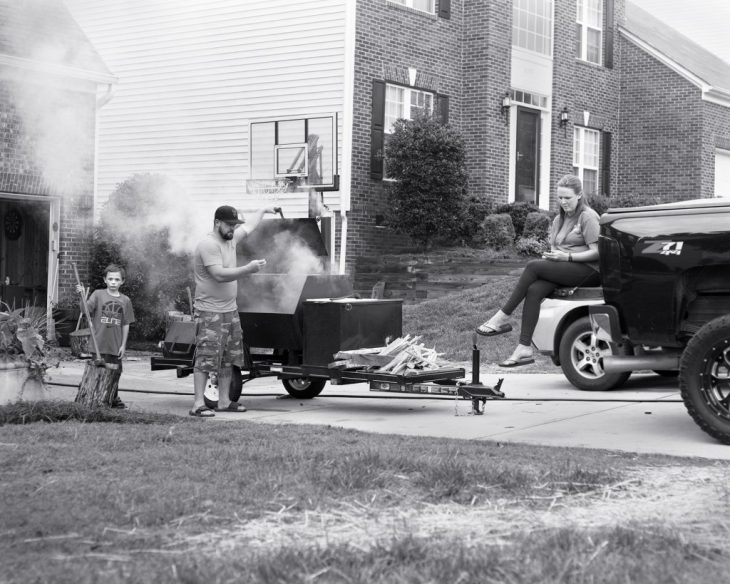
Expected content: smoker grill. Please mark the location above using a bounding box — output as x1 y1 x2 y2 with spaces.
151 217 465 399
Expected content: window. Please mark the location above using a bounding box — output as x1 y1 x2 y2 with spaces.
512 0 553 56
384 84 434 133
383 83 434 178
573 127 600 195
576 0 602 65
387 0 435 14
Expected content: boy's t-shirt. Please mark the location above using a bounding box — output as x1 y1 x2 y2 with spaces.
86 289 135 355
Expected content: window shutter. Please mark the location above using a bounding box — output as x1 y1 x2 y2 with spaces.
604 0 614 69
438 0 451 20
438 94 449 124
601 131 612 196
371 80 386 180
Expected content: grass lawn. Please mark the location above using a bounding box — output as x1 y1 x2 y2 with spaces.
1 402 729 583
403 275 559 372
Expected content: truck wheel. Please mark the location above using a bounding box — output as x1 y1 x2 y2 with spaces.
558 316 631 391
282 377 327 399
679 315 730 445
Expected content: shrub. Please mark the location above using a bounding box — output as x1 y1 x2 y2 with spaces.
480 214 515 250
515 236 550 257
384 113 469 248
462 195 493 244
91 174 194 342
608 193 670 209
522 211 551 242
585 192 610 215
493 201 540 238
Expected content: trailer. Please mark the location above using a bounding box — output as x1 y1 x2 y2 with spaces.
151 217 503 413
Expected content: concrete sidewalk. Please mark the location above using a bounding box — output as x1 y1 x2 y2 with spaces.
44 357 730 461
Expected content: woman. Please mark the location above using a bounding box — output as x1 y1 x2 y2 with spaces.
475 174 601 367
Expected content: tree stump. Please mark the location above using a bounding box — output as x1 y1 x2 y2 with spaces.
75 362 121 407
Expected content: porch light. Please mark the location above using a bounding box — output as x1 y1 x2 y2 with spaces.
559 106 570 128
501 92 511 123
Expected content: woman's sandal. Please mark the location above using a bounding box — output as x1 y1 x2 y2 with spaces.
475 322 513 337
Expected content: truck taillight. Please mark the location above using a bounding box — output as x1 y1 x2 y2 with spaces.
598 236 621 291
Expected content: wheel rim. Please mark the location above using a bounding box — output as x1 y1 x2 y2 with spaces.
287 378 311 390
570 331 613 380
700 343 730 421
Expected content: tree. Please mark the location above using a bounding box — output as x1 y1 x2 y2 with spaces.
384 113 469 248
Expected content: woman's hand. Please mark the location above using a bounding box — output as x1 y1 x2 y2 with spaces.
541 250 571 262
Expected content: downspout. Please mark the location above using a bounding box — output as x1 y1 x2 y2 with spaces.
339 0 356 275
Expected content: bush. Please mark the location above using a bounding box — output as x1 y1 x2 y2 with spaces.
384 113 469 248
522 211 551 242
585 192 610 215
91 174 195 342
462 195 493 244
493 201 540 238
480 214 515 250
515 236 550 257
608 193 671 209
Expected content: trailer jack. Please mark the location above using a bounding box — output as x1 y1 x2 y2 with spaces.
456 335 505 415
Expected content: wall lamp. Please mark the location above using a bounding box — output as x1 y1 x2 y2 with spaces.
559 106 570 128
501 92 511 124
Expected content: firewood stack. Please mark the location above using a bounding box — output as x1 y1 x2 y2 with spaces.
329 335 453 376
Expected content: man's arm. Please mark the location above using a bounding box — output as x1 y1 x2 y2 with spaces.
206 260 267 283
234 206 281 243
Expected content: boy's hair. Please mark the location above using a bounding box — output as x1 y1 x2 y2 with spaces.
104 263 126 280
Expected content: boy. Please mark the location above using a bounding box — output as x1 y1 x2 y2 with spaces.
76 264 135 408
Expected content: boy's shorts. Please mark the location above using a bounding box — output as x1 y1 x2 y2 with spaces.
193 310 244 374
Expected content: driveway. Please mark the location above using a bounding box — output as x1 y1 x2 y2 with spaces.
44 356 730 461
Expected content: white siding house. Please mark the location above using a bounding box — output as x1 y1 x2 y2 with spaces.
65 0 352 238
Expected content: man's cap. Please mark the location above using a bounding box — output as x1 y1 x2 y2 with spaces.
214 205 244 224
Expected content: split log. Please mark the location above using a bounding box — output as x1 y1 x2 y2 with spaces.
75 361 121 407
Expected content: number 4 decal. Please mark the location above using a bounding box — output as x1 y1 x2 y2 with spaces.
642 241 685 256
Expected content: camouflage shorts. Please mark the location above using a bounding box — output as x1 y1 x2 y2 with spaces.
193 310 244 374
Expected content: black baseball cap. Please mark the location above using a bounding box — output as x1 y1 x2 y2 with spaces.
214 205 244 224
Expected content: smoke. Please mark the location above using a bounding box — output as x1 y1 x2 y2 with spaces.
2 0 107 196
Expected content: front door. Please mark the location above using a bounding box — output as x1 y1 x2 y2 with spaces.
514 107 541 204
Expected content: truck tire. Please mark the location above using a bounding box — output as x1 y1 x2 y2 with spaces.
558 316 631 391
282 377 327 399
679 315 730 445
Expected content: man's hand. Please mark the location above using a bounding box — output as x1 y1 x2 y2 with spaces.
245 259 267 273
75 284 86 295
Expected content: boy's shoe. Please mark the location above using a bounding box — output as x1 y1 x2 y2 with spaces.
111 398 127 409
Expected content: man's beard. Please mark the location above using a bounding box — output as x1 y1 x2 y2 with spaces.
218 226 234 240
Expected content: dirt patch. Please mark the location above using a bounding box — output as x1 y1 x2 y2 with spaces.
175 465 730 552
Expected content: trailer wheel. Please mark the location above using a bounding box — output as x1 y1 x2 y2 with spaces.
558 316 631 391
203 365 243 409
282 377 326 399
679 315 730 445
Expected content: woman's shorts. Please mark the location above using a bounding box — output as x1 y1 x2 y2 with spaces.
193 310 244 374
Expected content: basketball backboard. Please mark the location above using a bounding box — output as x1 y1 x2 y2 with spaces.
248 113 339 194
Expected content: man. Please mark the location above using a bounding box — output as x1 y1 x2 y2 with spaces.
189 204 279 417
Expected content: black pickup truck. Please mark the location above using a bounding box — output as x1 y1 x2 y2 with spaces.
588 198 730 444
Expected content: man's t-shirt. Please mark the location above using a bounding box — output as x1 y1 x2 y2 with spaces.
194 232 238 312
87 289 135 355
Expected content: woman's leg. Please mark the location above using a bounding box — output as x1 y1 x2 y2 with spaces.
516 263 598 343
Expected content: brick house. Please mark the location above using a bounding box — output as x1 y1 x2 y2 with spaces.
0 0 114 315
66 0 730 270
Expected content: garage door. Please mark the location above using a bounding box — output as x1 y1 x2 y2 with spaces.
715 149 730 198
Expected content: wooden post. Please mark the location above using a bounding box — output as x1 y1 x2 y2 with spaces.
75 361 121 408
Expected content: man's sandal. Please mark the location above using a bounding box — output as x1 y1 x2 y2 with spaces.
189 406 215 417
216 402 247 413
